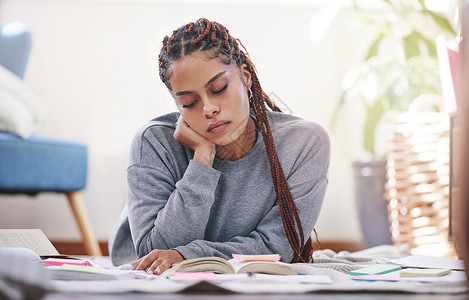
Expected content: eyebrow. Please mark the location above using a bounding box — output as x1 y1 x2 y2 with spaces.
174 71 226 96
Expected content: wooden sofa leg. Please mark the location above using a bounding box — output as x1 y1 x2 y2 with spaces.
66 191 103 256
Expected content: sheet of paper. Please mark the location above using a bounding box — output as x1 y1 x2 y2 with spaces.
350 273 399 282
0 229 59 256
210 274 333 284
132 271 159 280
251 274 333 284
350 270 466 283
46 265 133 281
172 272 219 280
168 272 333 284
385 255 465 270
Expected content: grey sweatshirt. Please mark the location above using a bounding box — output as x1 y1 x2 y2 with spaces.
109 111 330 265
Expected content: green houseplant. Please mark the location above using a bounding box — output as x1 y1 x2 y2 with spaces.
331 0 457 248
332 0 456 155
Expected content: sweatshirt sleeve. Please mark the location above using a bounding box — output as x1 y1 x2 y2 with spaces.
174 124 331 262
127 125 221 258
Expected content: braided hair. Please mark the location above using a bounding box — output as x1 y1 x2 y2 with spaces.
158 18 312 263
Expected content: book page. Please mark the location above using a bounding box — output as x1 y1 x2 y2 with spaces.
384 255 465 270
161 256 234 277
228 259 297 275
0 229 59 256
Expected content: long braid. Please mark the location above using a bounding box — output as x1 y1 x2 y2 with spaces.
246 62 312 262
158 18 313 263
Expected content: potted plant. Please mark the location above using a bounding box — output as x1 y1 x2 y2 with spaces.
331 0 456 247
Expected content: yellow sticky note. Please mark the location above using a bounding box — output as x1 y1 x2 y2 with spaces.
58 264 103 273
400 268 451 277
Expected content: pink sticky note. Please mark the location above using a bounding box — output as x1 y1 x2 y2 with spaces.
42 258 92 267
172 272 218 280
232 254 281 262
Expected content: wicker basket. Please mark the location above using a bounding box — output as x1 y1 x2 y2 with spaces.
384 111 456 257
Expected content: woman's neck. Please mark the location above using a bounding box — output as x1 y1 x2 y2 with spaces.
216 117 257 161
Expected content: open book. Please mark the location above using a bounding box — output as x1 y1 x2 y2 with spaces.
161 255 297 277
0 229 121 281
0 229 60 256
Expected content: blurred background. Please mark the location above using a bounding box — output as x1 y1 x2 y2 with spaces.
0 0 461 255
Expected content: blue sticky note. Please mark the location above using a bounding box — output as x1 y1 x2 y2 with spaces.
349 264 401 276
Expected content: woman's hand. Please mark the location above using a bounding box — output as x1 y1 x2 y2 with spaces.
174 116 216 167
131 249 184 275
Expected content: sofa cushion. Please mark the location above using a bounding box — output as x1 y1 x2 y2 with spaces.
0 65 48 138
0 132 87 193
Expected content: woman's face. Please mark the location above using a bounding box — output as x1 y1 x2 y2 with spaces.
168 52 252 146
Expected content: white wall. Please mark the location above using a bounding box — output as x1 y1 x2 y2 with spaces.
0 0 374 243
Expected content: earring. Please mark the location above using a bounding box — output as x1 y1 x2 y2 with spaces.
248 89 253 100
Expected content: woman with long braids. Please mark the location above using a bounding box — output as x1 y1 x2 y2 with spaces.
109 18 330 274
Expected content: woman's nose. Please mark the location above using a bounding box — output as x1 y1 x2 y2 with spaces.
203 98 220 118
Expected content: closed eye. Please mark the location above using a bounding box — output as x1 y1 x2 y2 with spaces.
213 83 228 94
182 100 198 109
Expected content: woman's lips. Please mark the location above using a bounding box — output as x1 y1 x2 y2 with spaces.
207 120 230 133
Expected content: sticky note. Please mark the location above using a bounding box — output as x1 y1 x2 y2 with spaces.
232 254 281 262
349 264 402 276
42 258 92 267
400 268 451 277
58 264 103 274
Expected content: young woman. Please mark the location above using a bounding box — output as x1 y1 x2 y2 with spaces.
109 18 330 274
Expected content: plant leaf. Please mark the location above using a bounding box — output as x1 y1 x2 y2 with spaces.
423 10 456 35
414 31 437 56
330 91 348 130
365 31 385 60
417 0 427 10
403 31 421 59
403 30 437 57
363 100 385 155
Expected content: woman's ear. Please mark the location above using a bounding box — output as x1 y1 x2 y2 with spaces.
240 64 252 90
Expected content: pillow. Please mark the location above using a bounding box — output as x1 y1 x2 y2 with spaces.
0 65 48 138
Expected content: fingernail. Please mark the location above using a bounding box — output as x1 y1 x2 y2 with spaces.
156 267 161 274
147 270 153 274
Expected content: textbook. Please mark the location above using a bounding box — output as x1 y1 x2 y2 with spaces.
161 255 297 277
0 229 60 256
